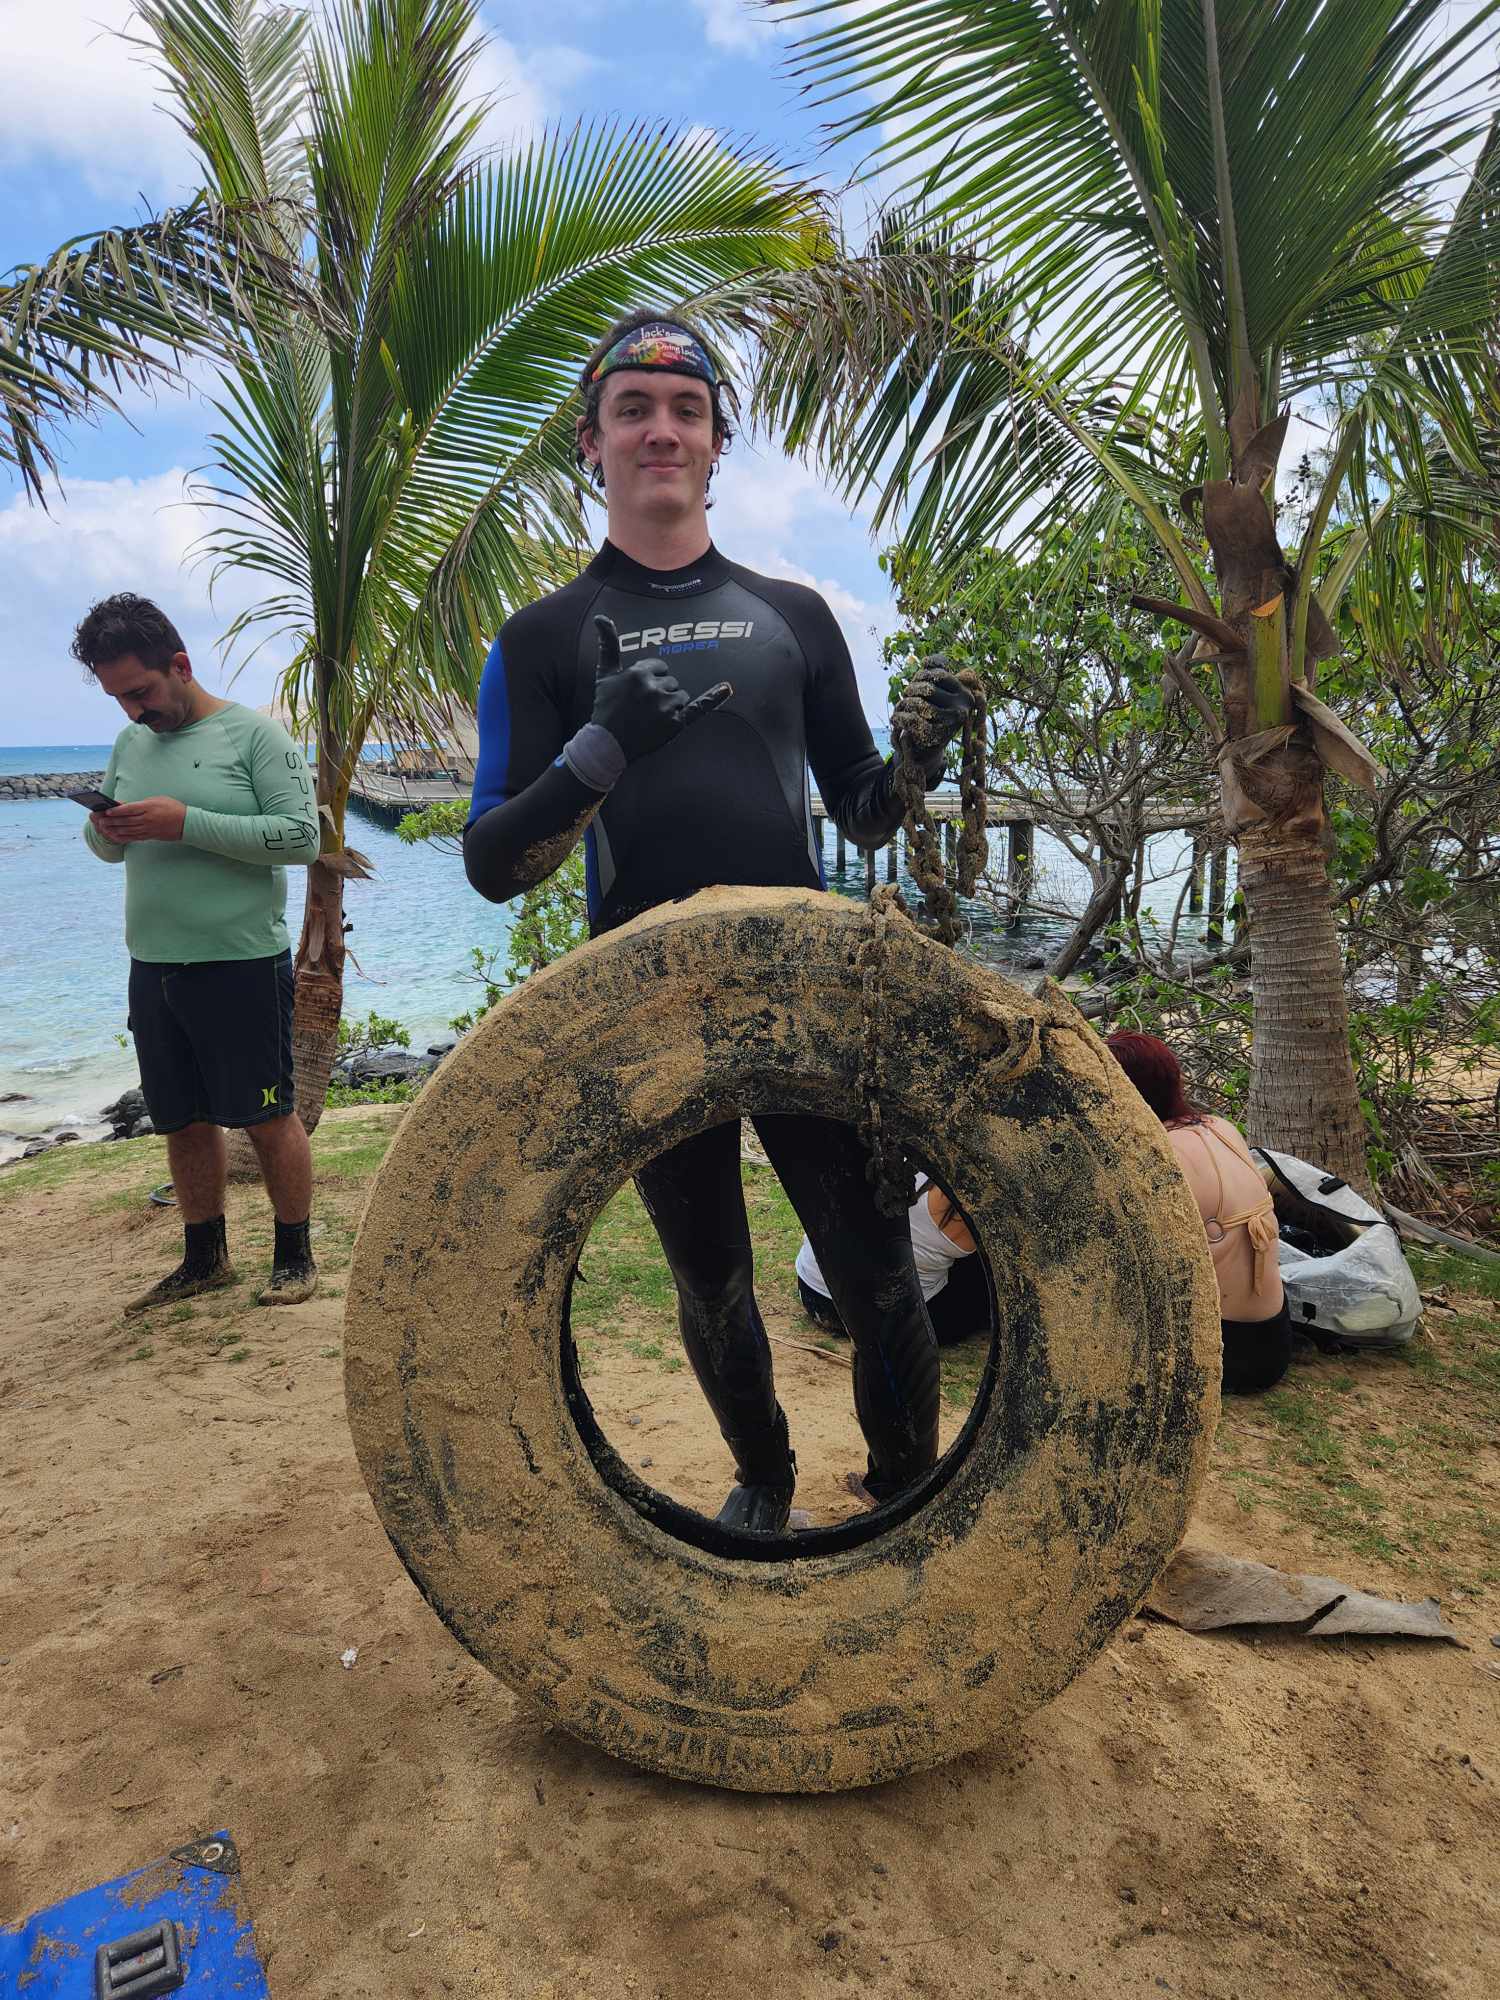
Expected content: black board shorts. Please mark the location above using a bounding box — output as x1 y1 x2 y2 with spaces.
1220 1300 1293 1395
128 952 294 1134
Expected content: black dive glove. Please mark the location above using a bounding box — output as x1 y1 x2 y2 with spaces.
890 656 976 781
591 614 732 762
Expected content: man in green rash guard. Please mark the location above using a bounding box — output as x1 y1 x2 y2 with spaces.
74 593 322 1312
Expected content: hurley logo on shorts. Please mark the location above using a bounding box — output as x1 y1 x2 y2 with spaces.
615 620 754 655
261 1085 279 1108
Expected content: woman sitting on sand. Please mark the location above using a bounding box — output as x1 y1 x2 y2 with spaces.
1106 1031 1291 1396
795 1177 991 1348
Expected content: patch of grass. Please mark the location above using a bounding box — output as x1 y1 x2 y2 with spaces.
1215 1285 1500 1590
226 1346 250 1364
1397 1337 1445 1381
571 1185 679 1336
325 1079 419 1108
92 1187 153 1216
129 1343 154 1361
0 1136 167 1203
939 1336 989 1412
1407 1247 1500 1304
167 1303 196 1323
319 1346 340 1360
315 1140 391 1182
307 1107 404 1185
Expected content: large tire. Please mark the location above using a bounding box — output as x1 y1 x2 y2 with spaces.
345 886 1220 1793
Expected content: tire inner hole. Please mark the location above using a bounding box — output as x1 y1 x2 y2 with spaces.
560 1119 999 1561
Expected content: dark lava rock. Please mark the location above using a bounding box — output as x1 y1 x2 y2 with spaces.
347 1049 427 1085
101 1087 148 1135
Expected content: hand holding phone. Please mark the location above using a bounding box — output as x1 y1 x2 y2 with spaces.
68 787 116 811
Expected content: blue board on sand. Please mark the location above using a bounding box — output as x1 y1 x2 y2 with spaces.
0 1832 270 1996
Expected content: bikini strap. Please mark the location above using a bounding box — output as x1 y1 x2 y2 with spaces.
1181 1121 1228 1228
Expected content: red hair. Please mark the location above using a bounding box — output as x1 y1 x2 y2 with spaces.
1105 1031 1202 1127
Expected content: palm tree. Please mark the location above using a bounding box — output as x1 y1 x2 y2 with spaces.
132 0 824 1130
747 0 1500 1188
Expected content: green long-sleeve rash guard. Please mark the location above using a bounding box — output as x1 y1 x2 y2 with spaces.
84 701 320 963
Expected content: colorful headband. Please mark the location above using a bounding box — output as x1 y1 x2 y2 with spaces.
590 322 719 387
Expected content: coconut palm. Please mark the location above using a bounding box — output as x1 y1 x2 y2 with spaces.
127 0 824 1130
748 0 1500 1187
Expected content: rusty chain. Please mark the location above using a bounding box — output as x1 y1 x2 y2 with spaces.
854 666 989 1215
891 664 988 947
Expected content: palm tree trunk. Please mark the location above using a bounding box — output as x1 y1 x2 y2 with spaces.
222 697 350 1173
1201 466 1372 1192
294 670 352 1138
1237 819 1370 1189
292 856 346 1135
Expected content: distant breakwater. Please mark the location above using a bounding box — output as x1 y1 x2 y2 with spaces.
0 770 105 801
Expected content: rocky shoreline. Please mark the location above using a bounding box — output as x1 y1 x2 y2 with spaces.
1 1040 459 1169
0 770 106 801
0 1088 152 1168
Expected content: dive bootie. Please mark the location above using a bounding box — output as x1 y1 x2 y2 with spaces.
715 1405 797 1534
125 1215 236 1317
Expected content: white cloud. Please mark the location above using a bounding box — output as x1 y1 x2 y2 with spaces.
0 4 597 204
466 11 601 151
0 468 290 741
0 0 200 202
690 0 780 55
708 441 856 545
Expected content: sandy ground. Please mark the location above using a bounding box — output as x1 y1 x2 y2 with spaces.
3 1108 1498 1999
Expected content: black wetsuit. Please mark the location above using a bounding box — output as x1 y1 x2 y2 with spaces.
465 540 941 1508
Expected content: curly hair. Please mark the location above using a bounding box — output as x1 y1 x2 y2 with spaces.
574 308 736 499
70 593 185 676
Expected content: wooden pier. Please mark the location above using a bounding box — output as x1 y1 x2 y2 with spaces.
347 765 472 816
807 790 1207 911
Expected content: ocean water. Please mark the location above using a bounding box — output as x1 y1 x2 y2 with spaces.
0 739 1221 1140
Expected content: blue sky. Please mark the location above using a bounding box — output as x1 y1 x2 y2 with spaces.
0 0 903 743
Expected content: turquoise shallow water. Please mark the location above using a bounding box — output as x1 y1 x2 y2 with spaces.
1 744 517 1134
0 740 1213 1138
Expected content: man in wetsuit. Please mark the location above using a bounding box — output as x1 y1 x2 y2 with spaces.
464 309 974 1531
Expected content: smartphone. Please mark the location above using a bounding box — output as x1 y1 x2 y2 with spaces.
67 787 117 811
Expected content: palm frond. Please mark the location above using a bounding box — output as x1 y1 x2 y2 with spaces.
130 0 310 209
0 197 310 502
768 0 1500 621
